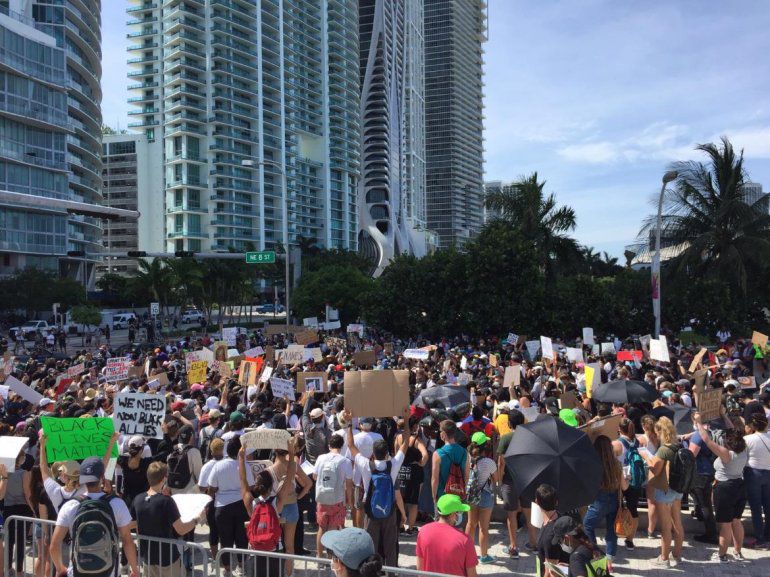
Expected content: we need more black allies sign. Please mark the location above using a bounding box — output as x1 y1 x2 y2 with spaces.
113 393 166 439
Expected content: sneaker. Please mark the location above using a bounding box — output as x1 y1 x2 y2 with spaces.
733 552 748 563
670 556 684 567
651 557 669 568
508 547 520 559
710 552 730 563
647 531 659 539
524 542 537 553
624 539 635 551
479 555 496 564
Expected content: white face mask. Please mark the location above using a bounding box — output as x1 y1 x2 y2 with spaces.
453 512 464 527
560 542 574 554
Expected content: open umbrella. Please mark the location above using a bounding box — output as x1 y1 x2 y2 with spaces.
591 379 658 405
414 385 470 411
652 404 694 435
504 417 601 512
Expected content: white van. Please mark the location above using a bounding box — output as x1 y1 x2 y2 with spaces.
112 313 137 330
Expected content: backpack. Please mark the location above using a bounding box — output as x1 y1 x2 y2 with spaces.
365 461 395 519
70 495 119 577
443 455 467 500
667 444 696 494
316 455 341 505
167 446 192 489
246 497 282 552
465 458 489 506
200 426 222 461
620 437 646 489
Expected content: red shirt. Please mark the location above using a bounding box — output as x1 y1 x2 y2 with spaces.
416 521 478 576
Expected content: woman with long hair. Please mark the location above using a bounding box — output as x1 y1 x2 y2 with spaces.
614 418 641 549
694 416 748 562
637 414 660 537
640 416 684 568
582 436 627 567
743 412 770 547
394 415 429 534
465 432 498 564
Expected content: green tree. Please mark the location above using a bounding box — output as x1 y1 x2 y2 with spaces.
133 259 172 312
294 265 375 326
70 304 102 345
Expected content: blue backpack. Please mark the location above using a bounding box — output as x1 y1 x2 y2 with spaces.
620 437 646 489
365 461 395 519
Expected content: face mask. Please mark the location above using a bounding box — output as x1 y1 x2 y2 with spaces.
454 513 464 527
560 543 574 554
485 401 493 409
128 446 141 456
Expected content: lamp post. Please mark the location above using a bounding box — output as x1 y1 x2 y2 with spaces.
653 170 679 338
242 159 290 330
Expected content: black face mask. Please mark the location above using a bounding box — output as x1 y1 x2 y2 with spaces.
128 446 142 457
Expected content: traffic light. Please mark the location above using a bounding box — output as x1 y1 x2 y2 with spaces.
174 251 195 258
126 251 147 257
66 250 86 257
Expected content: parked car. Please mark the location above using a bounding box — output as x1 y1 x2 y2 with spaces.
181 310 206 324
255 303 285 314
112 313 137 330
10 320 52 339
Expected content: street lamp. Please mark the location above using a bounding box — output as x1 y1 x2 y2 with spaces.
242 159 290 330
652 170 679 338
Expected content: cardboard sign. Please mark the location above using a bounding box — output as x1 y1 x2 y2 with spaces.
295 330 318 346
344 370 409 418
752 331 768 348
0 437 28 472
489 354 498 367
649 336 670 363
540 336 554 360
128 366 144 379
68 363 85 378
559 391 579 410
241 429 291 453
238 361 259 386
276 347 305 366
269 376 295 400
185 348 213 369
582 327 595 346
688 348 707 374
698 388 722 422
566 347 584 363
525 340 540 360
6 375 44 404
353 350 377 367
187 360 208 384
693 369 709 395
303 317 319 327
503 365 521 389
113 393 166 439
155 372 170 388
297 372 327 393
222 327 238 346
105 358 131 383
404 349 429 361
41 416 118 461
579 414 622 442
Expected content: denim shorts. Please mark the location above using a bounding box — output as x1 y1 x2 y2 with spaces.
280 502 300 524
654 488 683 504
478 489 494 510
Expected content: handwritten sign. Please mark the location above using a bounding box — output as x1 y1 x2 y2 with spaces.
579 414 622 442
353 350 377 366
566 347 584 363
187 360 208 384
322 320 341 330
582 327 595 346
297 372 326 393
506 333 519 345
540 336 554 360
295 330 318 346
185 348 213 370
269 376 295 400
41 416 118 461
525 340 540 360
752 331 768 349
0 437 28 473
303 317 319 327
172 494 212 524
113 393 166 439
6 376 44 404
104 358 131 383
698 388 722 422
649 336 670 363
243 347 265 358
275 347 304 366
404 349 429 361
68 363 85 378
503 365 521 389
688 348 707 374
241 429 291 453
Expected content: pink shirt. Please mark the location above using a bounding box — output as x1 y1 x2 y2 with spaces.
416 522 478 576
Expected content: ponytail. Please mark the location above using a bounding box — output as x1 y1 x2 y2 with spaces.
347 554 383 577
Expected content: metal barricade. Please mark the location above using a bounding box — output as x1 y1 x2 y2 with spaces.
134 534 210 577
215 548 331 577
3 516 57 577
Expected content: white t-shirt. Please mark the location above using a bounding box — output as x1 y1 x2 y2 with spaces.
745 432 770 470
331 427 361 459
353 431 384 459
222 430 245 454
43 478 85 513
198 457 220 489
313 452 354 504
207 457 255 507
353 451 405 500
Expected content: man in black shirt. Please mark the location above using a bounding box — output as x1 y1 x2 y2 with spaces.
131 462 200 576
534 484 569 577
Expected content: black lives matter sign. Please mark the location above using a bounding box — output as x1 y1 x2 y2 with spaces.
113 392 166 439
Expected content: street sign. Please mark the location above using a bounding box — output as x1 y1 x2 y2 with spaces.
150 302 160 316
245 251 276 264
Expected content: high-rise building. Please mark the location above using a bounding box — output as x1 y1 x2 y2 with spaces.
742 182 769 214
483 180 506 223
126 0 360 255
424 0 487 248
358 0 430 275
98 133 164 277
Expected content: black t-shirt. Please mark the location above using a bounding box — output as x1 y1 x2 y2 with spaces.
568 544 594 577
537 517 568 568
131 493 182 566
118 456 152 502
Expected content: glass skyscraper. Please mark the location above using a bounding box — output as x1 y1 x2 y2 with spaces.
126 0 360 254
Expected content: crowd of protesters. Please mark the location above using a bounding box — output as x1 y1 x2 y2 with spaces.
0 325 769 577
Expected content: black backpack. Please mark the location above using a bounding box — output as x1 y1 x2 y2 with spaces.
167 446 192 489
667 444 696 494
71 495 120 577
200 426 222 461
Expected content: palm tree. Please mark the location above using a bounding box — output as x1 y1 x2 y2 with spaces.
165 257 205 311
133 259 172 311
485 172 580 280
640 137 770 293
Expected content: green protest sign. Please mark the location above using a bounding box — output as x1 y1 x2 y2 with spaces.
41 416 118 462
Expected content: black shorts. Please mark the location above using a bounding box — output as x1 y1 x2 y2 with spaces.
501 481 520 512
398 463 424 505
714 478 747 523
623 485 642 518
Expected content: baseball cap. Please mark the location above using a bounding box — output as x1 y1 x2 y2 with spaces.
321 528 375 571
38 398 54 409
309 408 324 420
208 409 222 420
559 408 579 427
471 431 491 446
178 425 194 444
436 494 471 516
550 515 580 545
79 457 105 484
171 400 186 412
128 435 145 448
229 410 245 423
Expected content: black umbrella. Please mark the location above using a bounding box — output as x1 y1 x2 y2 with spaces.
504 417 602 512
591 379 658 405
414 385 470 411
652 404 694 435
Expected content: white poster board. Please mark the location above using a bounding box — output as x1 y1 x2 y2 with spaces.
222 327 238 347
113 393 166 439
269 376 295 400
566 347 584 363
241 429 291 453
540 336 554 360
6 376 44 404
404 349 429 361
649 335 670 363
0 437 28 472
172 493 212 524
582 327 595 346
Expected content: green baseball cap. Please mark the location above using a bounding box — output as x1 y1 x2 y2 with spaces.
471 431 491 446
436 494 471 515
559 408 578 427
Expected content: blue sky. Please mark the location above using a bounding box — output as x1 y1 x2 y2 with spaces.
102 0 770 257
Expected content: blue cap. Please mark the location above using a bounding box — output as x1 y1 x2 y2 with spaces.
79 457 105 484
321 528 374 570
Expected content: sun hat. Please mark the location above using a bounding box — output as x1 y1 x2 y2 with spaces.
436 494 471 516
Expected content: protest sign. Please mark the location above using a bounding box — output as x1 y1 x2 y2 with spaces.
187 360 208 384
259 365 273 384
322 320 341 330
600 342 616 355
0 356 12 381
489 354 498 367
172 494 212 524
699 388 723 422
238 361 258 386
739 376 756 390
347 323 364 335
521 406 542 423
54 376 72 397
584 362 601 399
503 365 521 389
185 348 214 370
617 350 643 362
241 429 291 453
113 393 166 439
559 391 579 410
752 331 768 348
297 372 326 393
649 336 670 363
128 366 144 379
303 317 319 327
344 370 409 418
41 416 118 461
295 330 318 346
276 347 304 366
582 327 595 346
457 373 472 387
0 437 28 472
566 347 584 363
105 358 131 383
639 334 652 352
67 363 85 378
693 369 709 395
6 375 44 404
155 372 169 387
270 377 295 400
525 340 540 360
460 356 468 370
0 385 8 399
243 347 265 358
688 348 707 374
505 332 519 345
222 327 238 346
147 379 161 390
540 336 554 360
579 414 622 442
353 350 377 367
211 341 229 362
404 349 429 361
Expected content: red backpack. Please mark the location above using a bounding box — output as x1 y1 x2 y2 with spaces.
444 458 466 500
246 498 282 552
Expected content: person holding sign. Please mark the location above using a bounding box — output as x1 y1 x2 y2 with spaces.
40 435 84 512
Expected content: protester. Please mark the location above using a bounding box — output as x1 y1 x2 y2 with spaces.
321 527 384 577
550 516 607 577
464 432 497 563
394 415 429 534
313 431 354 557
496 408 530 557
415 494 478 577
743 412 770 547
